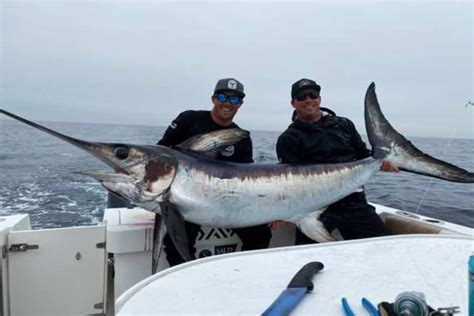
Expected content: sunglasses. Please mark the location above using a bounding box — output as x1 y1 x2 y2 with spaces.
214 93 242 106
294 92 320 102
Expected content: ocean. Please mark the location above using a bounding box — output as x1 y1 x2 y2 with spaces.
0 119 473 229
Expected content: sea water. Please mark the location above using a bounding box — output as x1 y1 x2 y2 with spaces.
1 119 473 229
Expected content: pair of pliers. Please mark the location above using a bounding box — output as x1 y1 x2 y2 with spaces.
342 297 380 316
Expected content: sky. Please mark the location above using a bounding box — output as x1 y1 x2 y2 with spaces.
1 0 473 138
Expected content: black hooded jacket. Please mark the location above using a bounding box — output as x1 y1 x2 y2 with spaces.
276 108 390 238
276 107 371 164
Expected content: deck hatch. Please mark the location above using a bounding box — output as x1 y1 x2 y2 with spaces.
7 225 106 315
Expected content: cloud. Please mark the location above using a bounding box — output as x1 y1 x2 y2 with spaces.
1 1 472 138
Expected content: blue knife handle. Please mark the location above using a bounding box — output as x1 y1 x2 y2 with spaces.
342 298 355 316
262 288 307 316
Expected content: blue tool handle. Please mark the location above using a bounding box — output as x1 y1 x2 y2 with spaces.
262 288 307 316
362 297 380 316
341 298 355 316
469 255 474 316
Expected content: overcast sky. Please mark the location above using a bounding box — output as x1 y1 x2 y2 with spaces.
1 0 472 138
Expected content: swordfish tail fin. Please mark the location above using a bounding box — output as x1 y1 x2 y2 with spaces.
364 82 393 158
364 84 474 183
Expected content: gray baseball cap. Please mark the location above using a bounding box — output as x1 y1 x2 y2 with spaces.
214 78 245 97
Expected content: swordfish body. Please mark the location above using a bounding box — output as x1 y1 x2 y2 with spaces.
1 83 473 230
166 152 382 227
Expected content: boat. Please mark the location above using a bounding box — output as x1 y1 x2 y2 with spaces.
0 199 471 315
116 235 469 315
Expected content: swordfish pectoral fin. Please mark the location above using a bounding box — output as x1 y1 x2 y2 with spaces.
288 210 336 243
176 128 250 159
159 201 193 262
364 84 474 183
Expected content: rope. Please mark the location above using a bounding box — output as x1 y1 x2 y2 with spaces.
413 128 458 214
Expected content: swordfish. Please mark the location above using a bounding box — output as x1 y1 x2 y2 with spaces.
1 83 473 238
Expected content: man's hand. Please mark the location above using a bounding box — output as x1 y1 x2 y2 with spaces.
380 160 399 173
268 220 295 229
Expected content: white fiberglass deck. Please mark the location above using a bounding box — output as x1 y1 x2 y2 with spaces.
117 235 472 315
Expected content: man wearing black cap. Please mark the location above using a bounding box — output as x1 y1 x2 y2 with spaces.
276 78 399 243
157 78 272 266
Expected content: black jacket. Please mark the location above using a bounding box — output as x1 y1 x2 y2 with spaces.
276 107 370 164
158 110 253 163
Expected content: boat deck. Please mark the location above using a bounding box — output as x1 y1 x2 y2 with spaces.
116 234 471 315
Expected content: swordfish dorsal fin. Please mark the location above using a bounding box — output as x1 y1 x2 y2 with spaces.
365 83 474 183
176 128 250 159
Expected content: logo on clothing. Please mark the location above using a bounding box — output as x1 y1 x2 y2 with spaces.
197 228 236 241
220 145 234 157
215 244 238 255
227 79 237 89
170 122 177 129
198 249 212 258
197 245 238 258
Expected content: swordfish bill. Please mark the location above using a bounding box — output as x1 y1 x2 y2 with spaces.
0 109 154 175
1 83 473 230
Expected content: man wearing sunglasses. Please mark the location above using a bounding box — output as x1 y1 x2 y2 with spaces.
276 78 399 244
157 78 272 266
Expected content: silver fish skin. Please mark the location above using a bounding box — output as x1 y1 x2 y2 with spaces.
167 157 383 227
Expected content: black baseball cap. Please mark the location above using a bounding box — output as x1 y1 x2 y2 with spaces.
214 78 245 97
291 78 321 98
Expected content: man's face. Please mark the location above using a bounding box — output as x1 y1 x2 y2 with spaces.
291 88 321 118
211 91 243 122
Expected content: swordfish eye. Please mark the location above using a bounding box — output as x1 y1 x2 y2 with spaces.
113 145 130 160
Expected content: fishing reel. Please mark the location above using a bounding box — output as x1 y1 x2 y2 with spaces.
378 291 460 316
394 291 428 316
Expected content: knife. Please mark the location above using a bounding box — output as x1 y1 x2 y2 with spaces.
262 261 324 316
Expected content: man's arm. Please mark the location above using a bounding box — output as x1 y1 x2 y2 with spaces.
276 133 302 163
380 160 399 172
157 112 190 147
346 119 399 173
240 137 254 163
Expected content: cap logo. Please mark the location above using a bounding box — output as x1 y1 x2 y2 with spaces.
227 80 237 89
300 80 310 87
